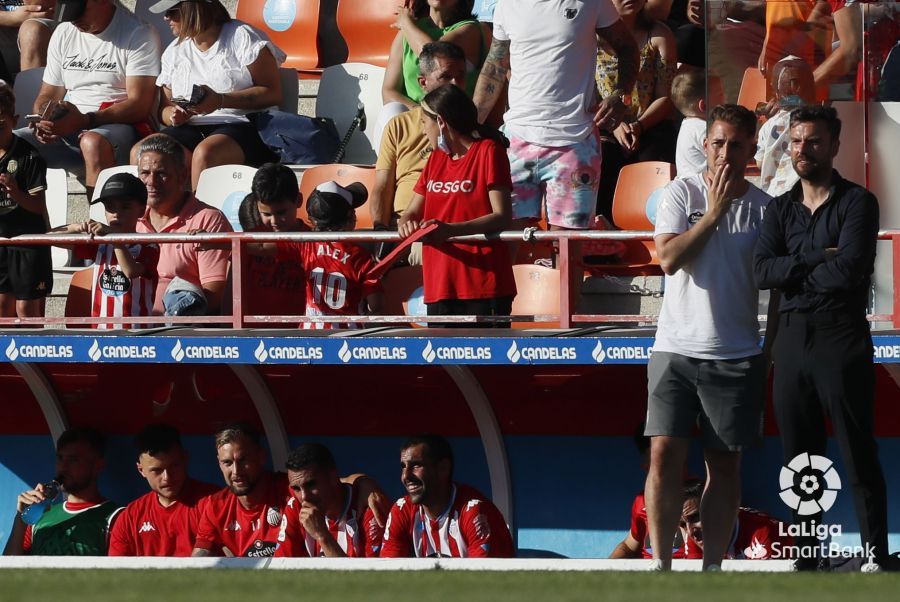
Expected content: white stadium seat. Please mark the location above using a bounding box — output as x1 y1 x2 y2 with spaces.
13 67 44 129
315 63 385 165
195 164 258 231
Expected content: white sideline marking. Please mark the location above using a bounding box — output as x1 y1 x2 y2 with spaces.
0 558 795 572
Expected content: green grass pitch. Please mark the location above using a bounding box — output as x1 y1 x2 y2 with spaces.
1 570 899 602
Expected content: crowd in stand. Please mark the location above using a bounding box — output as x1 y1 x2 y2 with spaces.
0 0 889 327
0 0 898 570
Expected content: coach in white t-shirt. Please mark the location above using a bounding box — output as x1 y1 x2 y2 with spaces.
472 0 638 231
643 104 773 572
16 0 160 196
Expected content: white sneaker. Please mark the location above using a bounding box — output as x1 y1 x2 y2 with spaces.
861 561 882 573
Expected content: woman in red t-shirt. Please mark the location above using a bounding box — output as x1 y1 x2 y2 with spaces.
398 84 516 328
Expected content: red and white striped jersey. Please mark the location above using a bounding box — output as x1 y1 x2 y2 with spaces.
274 482 384 557
77 243 159 329
380 483 513 558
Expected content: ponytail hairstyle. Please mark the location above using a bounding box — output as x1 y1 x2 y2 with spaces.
420 84 508 148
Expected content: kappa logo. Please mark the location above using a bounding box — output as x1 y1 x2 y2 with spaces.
138 521 156 534
591 341 606 363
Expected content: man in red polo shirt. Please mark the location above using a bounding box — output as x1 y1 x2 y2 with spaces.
134 133 231 316
109 424 218 556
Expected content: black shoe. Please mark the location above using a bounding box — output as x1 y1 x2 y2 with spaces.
793 557 830 572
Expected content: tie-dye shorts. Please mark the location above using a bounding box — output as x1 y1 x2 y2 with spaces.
506 133 602 229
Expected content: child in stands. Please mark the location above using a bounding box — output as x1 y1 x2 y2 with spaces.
672 69 724 177
0 82 51 319
246 179 382 329
52 173 158 328
231 163 307 325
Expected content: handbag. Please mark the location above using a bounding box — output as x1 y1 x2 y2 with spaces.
248 110 340 165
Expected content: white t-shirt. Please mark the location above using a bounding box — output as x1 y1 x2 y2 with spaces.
44 7 161 113
755 110 799 197
675 117 707 177
653 173 771 360
493 0 619 146
157 20 286 125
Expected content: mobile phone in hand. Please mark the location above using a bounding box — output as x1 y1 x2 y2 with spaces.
171 84 207 110
24 114 42 124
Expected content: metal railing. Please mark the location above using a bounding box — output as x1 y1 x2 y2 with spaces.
0 229 897 329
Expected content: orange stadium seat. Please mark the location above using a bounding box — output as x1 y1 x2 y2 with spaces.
380 265 425 326
64 268 94 328
511 264 560 329
737 67 768 112
335 0 397 67
297 164 377 229
236 0 321 72
606 161 675 274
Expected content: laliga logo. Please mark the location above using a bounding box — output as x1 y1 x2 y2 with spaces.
422 341 436 363
171 340 185 362
255 341 269 363
779 452 842 516
506 341 521 363
6 339 18 361
338 341 352 363
88 339 102 362
591 341 606 363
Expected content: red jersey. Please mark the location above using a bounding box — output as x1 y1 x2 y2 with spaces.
729 508 792 560
275 241 379 329
628 493 692 559
107 479 218 556
681 507 792 560
193 472 290 557
241 225 306 325
413 137 515 303
380 483 513 558
274 482 384 557
75 243 159 328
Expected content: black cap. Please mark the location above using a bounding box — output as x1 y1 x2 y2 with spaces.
56 0 88 23
92 173 148 206
306 181 368 228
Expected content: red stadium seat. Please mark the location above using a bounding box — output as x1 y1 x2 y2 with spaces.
236 0 321 72
604 161 675 275
297 164 377 229
64 268 94 328
335 0 397 67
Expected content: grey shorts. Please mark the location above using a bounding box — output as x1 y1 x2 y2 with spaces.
645 351 766 451
14 123 139 174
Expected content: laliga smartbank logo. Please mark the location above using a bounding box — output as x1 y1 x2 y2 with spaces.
770 453 875 560
779 452 841 515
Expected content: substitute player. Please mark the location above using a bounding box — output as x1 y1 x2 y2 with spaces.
108 424 218 556
380 434 513 558
275 443 384 557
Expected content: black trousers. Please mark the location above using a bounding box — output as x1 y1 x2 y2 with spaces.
773 312 889 561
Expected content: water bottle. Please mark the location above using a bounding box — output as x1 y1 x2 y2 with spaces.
20 480 61 525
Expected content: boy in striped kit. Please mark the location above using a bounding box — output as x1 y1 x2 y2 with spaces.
53 173 158 328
